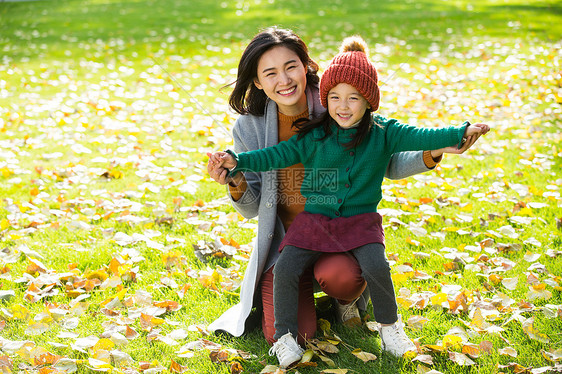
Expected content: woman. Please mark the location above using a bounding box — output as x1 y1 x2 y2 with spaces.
207 27 482 345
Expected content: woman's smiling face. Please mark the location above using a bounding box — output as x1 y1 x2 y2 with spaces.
253 45 308 116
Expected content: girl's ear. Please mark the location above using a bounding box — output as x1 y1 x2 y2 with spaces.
253 78 263 90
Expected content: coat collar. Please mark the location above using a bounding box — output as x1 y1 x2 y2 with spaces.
263 83 324 147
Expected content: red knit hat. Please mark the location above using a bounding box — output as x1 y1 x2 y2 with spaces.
320 36 380 111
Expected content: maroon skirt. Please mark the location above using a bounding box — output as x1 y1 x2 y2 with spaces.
279 211 385 253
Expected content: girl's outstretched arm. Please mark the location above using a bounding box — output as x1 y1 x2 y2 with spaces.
430 123 490 158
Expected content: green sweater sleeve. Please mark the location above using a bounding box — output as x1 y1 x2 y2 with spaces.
381 118 468 154
229 134 306 174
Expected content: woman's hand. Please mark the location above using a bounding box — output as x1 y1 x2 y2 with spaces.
206 152 240 185
432 123 490 157
207 163 230 185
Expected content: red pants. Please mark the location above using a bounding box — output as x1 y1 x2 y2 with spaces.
260 252 366 345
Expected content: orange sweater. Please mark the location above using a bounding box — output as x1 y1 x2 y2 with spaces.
276 110 309 230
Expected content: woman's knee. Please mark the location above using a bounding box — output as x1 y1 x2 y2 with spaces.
314 253 366 300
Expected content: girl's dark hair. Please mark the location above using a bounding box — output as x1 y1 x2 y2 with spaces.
227 27 320 116
293 110 374 150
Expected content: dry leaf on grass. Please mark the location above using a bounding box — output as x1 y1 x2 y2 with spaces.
351 349 377 363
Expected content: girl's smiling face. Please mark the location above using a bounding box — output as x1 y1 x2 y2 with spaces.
253 46 308 116
327 83 370 129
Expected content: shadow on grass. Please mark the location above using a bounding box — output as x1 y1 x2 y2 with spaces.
489 2 562 15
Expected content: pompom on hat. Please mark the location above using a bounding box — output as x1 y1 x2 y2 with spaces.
320 36 380 111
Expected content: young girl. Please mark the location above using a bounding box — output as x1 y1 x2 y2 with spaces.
209 36 489 368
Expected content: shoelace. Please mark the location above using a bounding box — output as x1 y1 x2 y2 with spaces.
340 298 359 320
384 324 413 347
268 340 291 357
390 325 407 338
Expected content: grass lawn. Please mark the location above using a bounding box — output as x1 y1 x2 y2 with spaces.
0 0 561 373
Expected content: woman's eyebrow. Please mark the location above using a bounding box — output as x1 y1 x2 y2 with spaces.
261 59 298 74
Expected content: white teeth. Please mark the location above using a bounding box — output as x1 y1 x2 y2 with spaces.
279 87 296 95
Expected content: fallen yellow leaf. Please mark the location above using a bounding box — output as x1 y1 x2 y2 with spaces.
498 347 517 357
351 348 377 362
527 283 552 300
522 317 549 343
442 335 463 350
92 338 115 353
430 293 447 307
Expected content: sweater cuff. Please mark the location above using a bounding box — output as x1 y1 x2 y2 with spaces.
457 121 471 149
225 149 241 178
228 176 248 201
423 150 441 169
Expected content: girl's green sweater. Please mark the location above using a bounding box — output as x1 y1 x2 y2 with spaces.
230 115 468 219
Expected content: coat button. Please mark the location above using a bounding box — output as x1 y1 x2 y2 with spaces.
266 202 273 208
345 183 350 188
335 211 340 217
268 233 274 239
338 199 342 203
349 151 354 156
346 167 350 172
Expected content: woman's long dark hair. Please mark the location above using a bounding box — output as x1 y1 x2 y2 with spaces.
227 27 320 116
293 109 374 150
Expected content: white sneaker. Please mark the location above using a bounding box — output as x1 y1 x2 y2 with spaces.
268 332 304 369
335 298 361 327
377 316 416 357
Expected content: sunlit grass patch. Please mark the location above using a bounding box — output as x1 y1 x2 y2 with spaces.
0 0 561 373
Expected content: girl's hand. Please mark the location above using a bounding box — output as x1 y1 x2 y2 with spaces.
210 151 237 169
207 151 237 169
461 123 490 150
465 122 490 137
431 123 490 157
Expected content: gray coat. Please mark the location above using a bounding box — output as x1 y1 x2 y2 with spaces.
208 85 434 337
